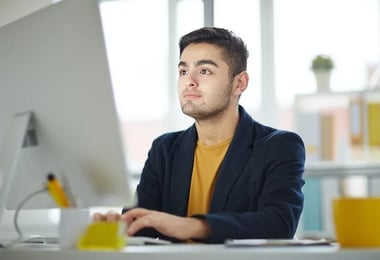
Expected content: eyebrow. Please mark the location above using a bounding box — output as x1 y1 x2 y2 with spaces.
177 59 219 68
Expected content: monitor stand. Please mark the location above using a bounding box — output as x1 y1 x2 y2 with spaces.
0 111 34 227
0 112 34 221
0 112 50 246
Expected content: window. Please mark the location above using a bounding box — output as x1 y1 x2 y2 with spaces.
100 0 170 173
101 0 380 171
274 0 380 106
214 0 262 117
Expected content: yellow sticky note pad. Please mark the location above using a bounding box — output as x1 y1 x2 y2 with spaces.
77 222 126 251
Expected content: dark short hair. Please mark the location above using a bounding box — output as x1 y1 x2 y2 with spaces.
179 27 249 78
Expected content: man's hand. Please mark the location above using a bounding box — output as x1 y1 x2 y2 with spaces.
121 208 210 240
92 208 211 241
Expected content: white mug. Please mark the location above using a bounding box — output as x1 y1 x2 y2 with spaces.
59 209 90 249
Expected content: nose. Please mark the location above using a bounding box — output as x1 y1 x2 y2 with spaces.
184 71 198 89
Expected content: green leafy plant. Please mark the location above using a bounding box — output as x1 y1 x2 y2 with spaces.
311 55 334 71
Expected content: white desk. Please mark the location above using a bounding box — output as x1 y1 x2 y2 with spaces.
1 244 380 260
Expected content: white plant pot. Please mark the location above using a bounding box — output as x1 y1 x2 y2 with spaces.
313 70 331 92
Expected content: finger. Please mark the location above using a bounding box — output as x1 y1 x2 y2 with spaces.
122 208 152 223
92 213 104 222
105 212 121 222
126 215 155 236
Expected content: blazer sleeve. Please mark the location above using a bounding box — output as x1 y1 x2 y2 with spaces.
131 134 186 242
130 138 165 239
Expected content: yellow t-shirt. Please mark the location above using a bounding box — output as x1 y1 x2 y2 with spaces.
187 137 232 217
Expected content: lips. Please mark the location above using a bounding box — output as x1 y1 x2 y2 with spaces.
183 92 201 99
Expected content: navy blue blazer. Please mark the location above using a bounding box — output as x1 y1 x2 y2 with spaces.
133 106 305 244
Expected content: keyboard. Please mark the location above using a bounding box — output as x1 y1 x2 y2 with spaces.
126 236 172 245
1 235 172 247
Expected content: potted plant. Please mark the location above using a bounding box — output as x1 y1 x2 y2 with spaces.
311 54 334 92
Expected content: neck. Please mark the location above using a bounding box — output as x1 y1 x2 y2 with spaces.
195 106 240 146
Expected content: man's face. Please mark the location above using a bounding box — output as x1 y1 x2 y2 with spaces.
177 43 235 121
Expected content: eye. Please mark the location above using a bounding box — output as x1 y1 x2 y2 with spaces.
200 68 210 75
179 69 188 76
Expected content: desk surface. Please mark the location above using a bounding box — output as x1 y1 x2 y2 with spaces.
1 244 380 260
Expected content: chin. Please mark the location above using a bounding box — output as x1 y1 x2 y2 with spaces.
181 106 200 118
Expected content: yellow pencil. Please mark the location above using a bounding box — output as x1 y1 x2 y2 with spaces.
46 173 71 208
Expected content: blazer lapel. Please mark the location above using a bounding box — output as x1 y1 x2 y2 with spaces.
210 107 256 212
170 126 197 216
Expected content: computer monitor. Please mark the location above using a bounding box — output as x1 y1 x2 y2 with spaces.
0 0 135 220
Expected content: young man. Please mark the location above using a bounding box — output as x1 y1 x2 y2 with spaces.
94 27 305 244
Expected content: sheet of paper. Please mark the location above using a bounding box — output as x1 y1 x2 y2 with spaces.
225 238 333 247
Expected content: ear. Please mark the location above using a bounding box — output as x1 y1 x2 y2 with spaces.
232 71 249 96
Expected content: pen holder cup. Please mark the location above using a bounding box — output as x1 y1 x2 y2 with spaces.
59 208 90 249
333 197 380 248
